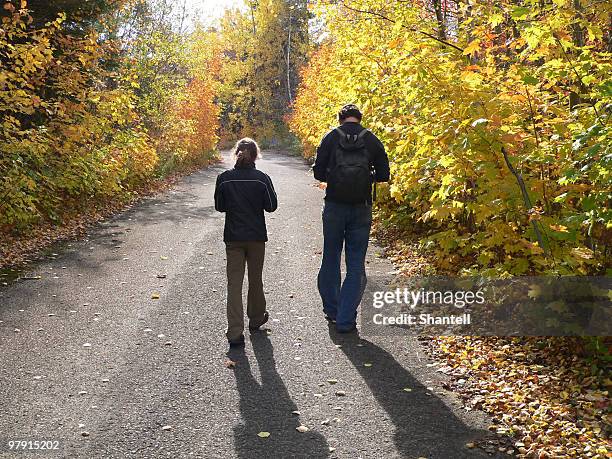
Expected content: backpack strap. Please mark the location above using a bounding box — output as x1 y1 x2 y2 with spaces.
358 128 369 140
334 127 346 165
334 127 347 139
358 128 377 202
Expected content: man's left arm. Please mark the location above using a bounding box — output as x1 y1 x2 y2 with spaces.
369 134 390 182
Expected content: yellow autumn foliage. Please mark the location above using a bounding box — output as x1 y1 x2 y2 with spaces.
290 0 611 276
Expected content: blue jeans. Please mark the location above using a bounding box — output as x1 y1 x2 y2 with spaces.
318 200 372 331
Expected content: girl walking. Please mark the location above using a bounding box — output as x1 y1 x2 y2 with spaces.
214 139 278 347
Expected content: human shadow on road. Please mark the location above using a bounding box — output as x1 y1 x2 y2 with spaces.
229 333 330 459
328 327 499 459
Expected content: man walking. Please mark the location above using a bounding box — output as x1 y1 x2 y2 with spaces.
313 104 390 333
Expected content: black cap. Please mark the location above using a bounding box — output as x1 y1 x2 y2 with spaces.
338 104 363 122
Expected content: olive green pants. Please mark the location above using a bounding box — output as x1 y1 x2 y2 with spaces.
225 241 267 341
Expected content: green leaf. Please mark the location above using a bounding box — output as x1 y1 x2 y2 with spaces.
511 7 530 19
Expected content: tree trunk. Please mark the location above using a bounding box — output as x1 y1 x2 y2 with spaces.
432 0 447 41
569 0 584 109
286 11 293 104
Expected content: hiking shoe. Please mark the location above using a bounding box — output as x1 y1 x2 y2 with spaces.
336 324 357 334
228 335 245 347
249 311 269 332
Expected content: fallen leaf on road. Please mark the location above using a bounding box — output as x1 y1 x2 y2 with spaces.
335 390 346 396
403 388 413 392
291 410 300 415
363 363 372 367
296 425 309 433
327 379 338 385
257 431 270 438
161 425 172 431
151 292 160 299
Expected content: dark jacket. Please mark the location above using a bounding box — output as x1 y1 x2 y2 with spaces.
313 122 390 204
214 163 278 242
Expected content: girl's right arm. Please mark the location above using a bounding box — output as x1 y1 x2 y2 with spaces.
214 175 227 212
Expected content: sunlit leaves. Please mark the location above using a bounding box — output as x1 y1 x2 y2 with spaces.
291 0 610 276
0 1 221 232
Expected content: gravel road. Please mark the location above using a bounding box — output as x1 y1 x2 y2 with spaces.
0 151 500 459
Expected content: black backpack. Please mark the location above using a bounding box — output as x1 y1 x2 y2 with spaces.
327 128 373 204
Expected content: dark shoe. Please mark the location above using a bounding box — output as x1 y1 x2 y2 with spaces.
228 335 245 347
249 311 269 332
336 324 357 334
325 315 337 324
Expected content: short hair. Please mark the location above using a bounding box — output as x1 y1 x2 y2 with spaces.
338 104 363 122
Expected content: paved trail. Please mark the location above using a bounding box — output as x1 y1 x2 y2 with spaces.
0 152 498 459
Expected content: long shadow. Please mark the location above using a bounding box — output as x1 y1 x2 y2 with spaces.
230 333 330 459
328 327 501 459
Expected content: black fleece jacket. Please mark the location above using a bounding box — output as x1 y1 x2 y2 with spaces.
214 163 278 242
313 122 390 204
